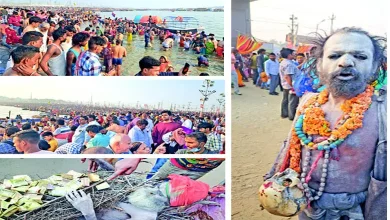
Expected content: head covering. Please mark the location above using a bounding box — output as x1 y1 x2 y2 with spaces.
160 56 169 63
181 126 192 135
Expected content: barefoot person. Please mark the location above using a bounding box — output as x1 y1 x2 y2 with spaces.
264 27 387 220
112 39 127 76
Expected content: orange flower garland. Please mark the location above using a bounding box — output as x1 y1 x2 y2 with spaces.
288 85 374 173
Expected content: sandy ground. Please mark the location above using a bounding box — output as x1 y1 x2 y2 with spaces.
0 158 225 187
232 82 298 220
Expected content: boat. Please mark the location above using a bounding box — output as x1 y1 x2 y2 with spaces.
22 108 29 110
156 16 203 33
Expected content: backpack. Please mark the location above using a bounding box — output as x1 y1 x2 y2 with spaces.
293 72 316 97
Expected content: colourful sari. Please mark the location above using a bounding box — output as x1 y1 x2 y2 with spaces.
205 41 215 55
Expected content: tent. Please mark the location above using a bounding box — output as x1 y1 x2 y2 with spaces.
134 15 142 23
139 15 162 24
236 34 263 55
296 45 314 54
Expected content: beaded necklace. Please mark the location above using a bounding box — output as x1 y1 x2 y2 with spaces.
288 85 374 201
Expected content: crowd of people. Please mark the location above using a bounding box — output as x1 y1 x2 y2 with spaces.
237 27 387 219
0 108 225 155
0 6 224 76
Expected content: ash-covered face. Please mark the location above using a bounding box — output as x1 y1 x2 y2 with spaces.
318 32 376 98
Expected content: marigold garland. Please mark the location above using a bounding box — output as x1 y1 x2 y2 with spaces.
288 85 374 173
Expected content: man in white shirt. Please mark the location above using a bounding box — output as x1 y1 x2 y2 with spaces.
265 52 280 96
128 119 151 148
142 113 154 146
72 116 89 146
181 115 192 130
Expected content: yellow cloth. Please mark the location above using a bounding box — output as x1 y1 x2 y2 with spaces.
127 32 132 42
48 139 58 152
250 55 257 69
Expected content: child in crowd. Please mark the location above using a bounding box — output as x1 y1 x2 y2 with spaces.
41 131 58 152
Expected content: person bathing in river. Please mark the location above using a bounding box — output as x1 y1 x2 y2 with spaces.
159 56 170 72
162 36 174 51
111 39 127 76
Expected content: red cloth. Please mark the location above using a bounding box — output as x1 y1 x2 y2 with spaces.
67 132 75 143
55 132 71 141
216 46 223 57
8 16 22 27
5 28 21 44
168 174 210 207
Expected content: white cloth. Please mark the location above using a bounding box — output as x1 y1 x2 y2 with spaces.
5 58 13 70
61 37 73 54
182 119 192 129
72 124 88 146
38 29 48 53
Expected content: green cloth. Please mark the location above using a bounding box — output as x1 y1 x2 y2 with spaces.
86 133 110 148
205 42 214 55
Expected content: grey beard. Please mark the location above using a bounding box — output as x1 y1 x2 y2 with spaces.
327 79 366 99
320 68 369 99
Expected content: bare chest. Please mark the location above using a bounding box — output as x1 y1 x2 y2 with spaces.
302 102 379 193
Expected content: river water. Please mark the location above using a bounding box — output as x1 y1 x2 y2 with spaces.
92 11 224 76
0 105 42 119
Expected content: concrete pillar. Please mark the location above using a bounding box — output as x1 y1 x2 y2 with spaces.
231 0 252 47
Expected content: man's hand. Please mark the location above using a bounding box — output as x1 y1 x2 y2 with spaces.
13 65 39 76
65 190 96 219
107 158 142 180
81 159 99 172
153 144 166 154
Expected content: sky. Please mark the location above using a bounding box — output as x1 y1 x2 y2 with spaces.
250 0 387 42
0 78 225 110
5 0 225 8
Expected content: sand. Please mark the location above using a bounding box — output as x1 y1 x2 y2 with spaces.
232 83 298 220
0 158 225 186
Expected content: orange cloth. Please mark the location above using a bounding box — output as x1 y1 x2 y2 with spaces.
260 72 268 83
236 69 245 87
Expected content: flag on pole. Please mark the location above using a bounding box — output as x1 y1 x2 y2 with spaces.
112 12 116 17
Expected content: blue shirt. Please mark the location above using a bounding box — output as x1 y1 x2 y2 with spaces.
264 59 280 76
198 56 208 63
128 126 151 147
0 140 18 154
